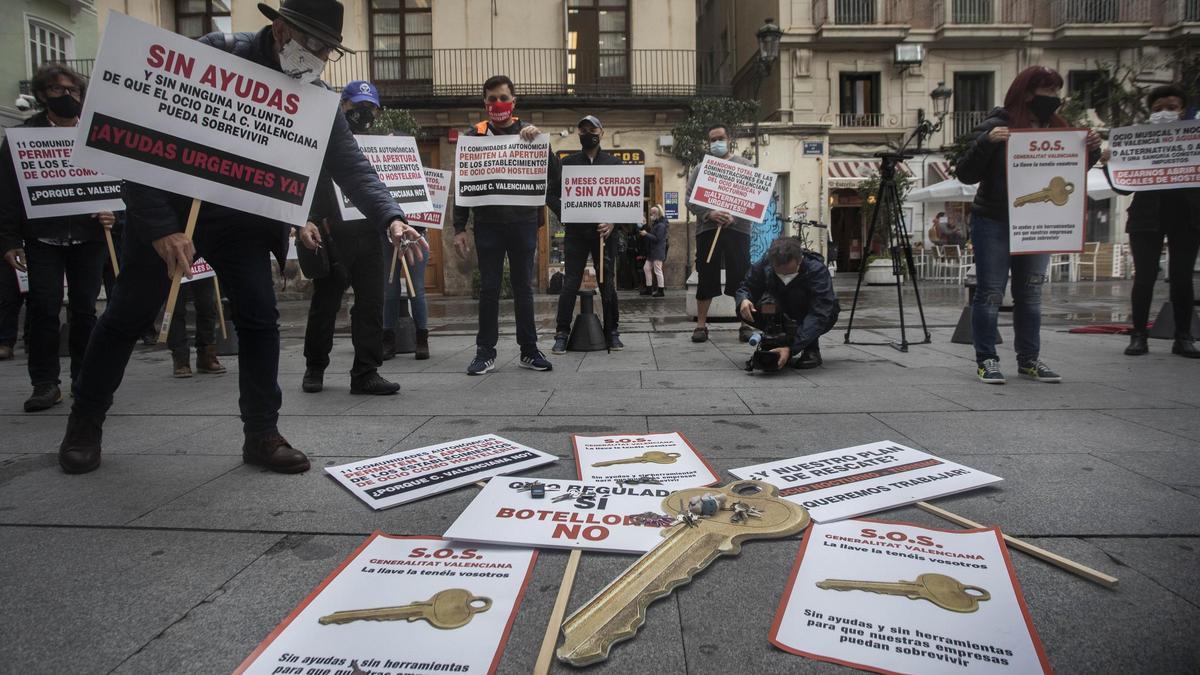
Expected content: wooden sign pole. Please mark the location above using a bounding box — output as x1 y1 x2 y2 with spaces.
532 549 583 675
104 228 120 276
705 226 722 264
400 252 416 300
212 274 228 341
388 244 399 284
157 198 201 343
598 235 604 284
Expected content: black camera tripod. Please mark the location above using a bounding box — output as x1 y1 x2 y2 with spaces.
842 150 932 352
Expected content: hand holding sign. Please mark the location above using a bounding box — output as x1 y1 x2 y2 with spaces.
4 248 26 273
152 232 195 281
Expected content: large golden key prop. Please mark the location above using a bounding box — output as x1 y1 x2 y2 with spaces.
1013 176 1074 207
556 480 810 666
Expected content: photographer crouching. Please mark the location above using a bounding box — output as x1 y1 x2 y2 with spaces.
736 237 839 372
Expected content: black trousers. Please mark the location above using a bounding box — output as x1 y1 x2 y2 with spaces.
555 228 618 335
167 279 217 357
0 264 28 348
303 221 384 380
24 240 105 387
1130 226 1200 335
695 228 750 302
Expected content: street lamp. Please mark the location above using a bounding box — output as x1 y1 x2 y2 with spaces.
914 81 953 151
752 18 783 166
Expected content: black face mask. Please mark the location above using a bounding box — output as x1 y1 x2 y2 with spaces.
1029 95 1061 125
345 107 375 133
580 133 600 151
44 94 82 119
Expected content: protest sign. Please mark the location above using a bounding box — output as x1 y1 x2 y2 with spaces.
454 134 550 207
572 432 720 489
1006 129 1089 254
1107 118 1200 191
326 434 557 510
770 518 1050 674
73 11 340 225
444 478 677 553
16 269 29 294
4 127 124 219
559 165 644 223
235 533 536 675
332 135 434 221
180 257 215 284
687 154 777 224
729 441 1001 523
406 168 451 229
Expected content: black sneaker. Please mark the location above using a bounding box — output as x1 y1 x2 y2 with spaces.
551 333 569 355
795 347 822 369
519 350 553 371
24 383 62 412
608 333 624 351
1018 360 1062 383
976 359 1006 385
301 368 324 393
351 372 401 395
467 352 496 376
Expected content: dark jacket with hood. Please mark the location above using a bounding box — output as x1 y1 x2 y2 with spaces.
955 106 1100 224
120 28 405 265
0 111 109 253
549 147 622 233
735 248 840 353
643 215 668 260
1103 164 1200 234
452 118 561 233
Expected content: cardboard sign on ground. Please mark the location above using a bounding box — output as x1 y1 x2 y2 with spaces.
572 432 720 489
771 518 1051 674
4 127 125 219
235 534 537 675
1107 118 1200 191
444 477 677 553
73 11 339 224
333 135 433 221
454 134 550 207
326 435 557 510
729 441 1002 523
1006 129 1089 254
560 164 644 223
686 154 777 224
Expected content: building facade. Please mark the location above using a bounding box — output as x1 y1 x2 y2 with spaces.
1 0 100 128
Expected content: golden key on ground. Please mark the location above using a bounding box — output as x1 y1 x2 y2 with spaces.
555 480 810 666
318 588 492 629
816 572 990 613
1013 176 1074 207
592 451 681 467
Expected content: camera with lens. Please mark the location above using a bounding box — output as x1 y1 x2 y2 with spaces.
744 294 797 372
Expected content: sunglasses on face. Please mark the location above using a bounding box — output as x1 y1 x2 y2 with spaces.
288 27 344 62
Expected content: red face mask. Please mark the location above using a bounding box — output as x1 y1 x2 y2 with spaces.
486 100 514 126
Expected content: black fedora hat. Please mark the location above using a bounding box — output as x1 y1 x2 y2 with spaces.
258 0 356 53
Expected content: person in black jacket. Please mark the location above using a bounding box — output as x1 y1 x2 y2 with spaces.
0 63 118 412
735 236 839 369
549 115 622 354
55 0 426 475
955 66 1101 384
638 204 668 297
1104 85 1200 358
451 75 560 375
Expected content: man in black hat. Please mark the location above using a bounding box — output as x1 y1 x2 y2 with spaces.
57 0 427 475
548 115 623 353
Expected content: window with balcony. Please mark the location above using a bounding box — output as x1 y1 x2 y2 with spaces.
175 0 231 39
952 0 993 23
1061 0 1118 23
568 0 629 90
370 0 432 84
835 0 876 24
1069 70 1108 112
952 72 993 139
839 72 881 127
28 19 71 76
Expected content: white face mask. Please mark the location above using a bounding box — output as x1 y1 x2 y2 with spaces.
279 39 326 84
938 216 948 225
776 272 799 285
1149 110 1181 125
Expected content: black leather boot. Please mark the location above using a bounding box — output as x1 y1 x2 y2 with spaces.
382 329 396 361
301 368 324 393
1173 334 1200 358
351 371 401 395
1124 331 1148 356
242 432 310 473
59 413 103 474
415 329 430 360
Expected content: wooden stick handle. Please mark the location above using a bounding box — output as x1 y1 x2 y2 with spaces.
212 274 228 341
705 225 722 264
400 252 416 300
533 548 582 675
104 228 119 276
598 234 604 284
158 198 201 344
915 501 1118 589
388 244 399 284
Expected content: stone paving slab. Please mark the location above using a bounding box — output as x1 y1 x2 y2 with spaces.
648 414 923 461
1097 408 1200 442
920 381 1193 412
736 385 968 414
1084 537 1200 608
160 414 433 458
542 388 752 416
393 415 648 459
344 386 553 416
1090 450 1200 490
0 413 238 455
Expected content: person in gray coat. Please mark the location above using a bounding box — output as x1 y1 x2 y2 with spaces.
638 204 668 297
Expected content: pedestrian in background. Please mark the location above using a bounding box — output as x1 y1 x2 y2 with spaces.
168 280 225 377
639 203 667 297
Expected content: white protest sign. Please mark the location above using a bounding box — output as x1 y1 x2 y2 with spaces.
326 434 557 510
560 164 644 223
16 269 29 293
455 134 550 207
234 534 536 675
73 12 340 224
1107 118 1200 191
333 135 433 221
407 168 451 229
444 478 677 553
4 127 125 219
687 154 777 224
771 518 1051 674
729 441 1001 523
180 257 215 284
1006 129 1089 254
572 432 720 489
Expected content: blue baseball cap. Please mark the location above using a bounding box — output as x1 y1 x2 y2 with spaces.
342 80 380 107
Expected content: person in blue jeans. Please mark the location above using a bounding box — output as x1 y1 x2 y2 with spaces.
955 66 1101 384
382 230 429 360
